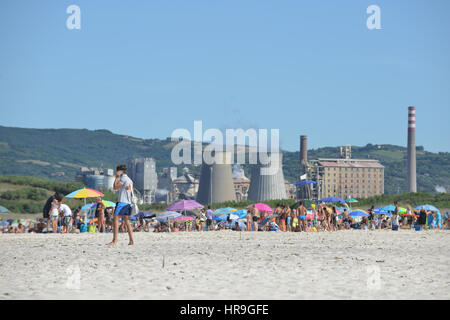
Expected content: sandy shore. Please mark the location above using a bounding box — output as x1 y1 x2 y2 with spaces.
0 230 448 300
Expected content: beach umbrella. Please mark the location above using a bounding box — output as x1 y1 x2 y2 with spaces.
373 207 391 215
166 200 203 212
214 208 237 215
213 215 227 221
305 211 314 220
260 214 277 226
382 205 396 212
414 204 439 212
0 205 10 214
402 213 419 218
234 209 248 219
318 197 346 204
247 203 273 213
345 198 358 203
228 213 240 220
81 200 116 210
156 211 182 223
349 210 369 217
173 216 194 222
133 212 156 219
229 220 247 230
290 200 315 210
66 188 104 206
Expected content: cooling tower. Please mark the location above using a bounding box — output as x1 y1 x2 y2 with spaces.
196 151 236 204
248 153 287 201
407 106 417 192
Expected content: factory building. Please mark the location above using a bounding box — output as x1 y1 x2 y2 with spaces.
76 167 115 191
127 158 158 204
297 135 384 200
315 158 384 199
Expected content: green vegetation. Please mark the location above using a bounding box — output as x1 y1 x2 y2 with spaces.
0 173 448 214
0 175 111 214
354 192 450 209
0 175 84 195
0 126 449 195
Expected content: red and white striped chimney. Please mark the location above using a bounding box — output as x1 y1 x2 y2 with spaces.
407 106 417 192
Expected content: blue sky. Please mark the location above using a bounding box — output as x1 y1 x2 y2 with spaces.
0 0 449 152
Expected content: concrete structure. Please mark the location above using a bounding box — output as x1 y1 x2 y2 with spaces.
196 151 236 204
128 158 158 204
407 106 417 192
297 135 309 199
232 164 250 201
76 167 115 191
300 135 308 177
172 168 199 201
248 153 288 201
309 158 384 200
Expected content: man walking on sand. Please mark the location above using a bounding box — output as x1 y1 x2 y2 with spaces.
107 164 135 246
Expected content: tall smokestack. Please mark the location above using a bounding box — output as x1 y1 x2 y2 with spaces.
300 135 308 178
407 106 417 192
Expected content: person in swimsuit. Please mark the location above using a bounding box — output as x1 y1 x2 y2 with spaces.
252 206 259 231
286 206 292 232
297 201 307 232
246 210 252 231
95 197 106 233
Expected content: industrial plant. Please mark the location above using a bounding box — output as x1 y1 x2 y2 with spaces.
76 107 421 204
296 135 385 201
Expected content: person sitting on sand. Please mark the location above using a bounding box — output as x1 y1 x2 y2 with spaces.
36 218 46 233
16 223 25 233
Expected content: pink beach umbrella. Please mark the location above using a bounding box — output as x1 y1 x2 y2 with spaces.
173 216 194 222
247 203 273 213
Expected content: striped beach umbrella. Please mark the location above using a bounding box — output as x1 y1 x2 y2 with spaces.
66 188 104 206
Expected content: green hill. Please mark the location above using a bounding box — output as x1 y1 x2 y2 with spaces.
0 126 449 194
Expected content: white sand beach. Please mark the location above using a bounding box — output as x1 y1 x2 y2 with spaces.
0 230 448 300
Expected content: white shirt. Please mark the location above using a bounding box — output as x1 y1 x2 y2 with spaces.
60 204 72 217
50 201 60 217
117 174 133 204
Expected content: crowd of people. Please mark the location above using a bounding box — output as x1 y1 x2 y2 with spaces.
1 163 447 237
2 198 447 235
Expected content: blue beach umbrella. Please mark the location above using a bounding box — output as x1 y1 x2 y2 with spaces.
349 210 369 217
214 208 237 215
382 205 397 212
213 215 227 221
156 211 182 223
373 207 392 216
319 197 346 204
414 204 439 212
261 214 277 226
234 209 248 219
